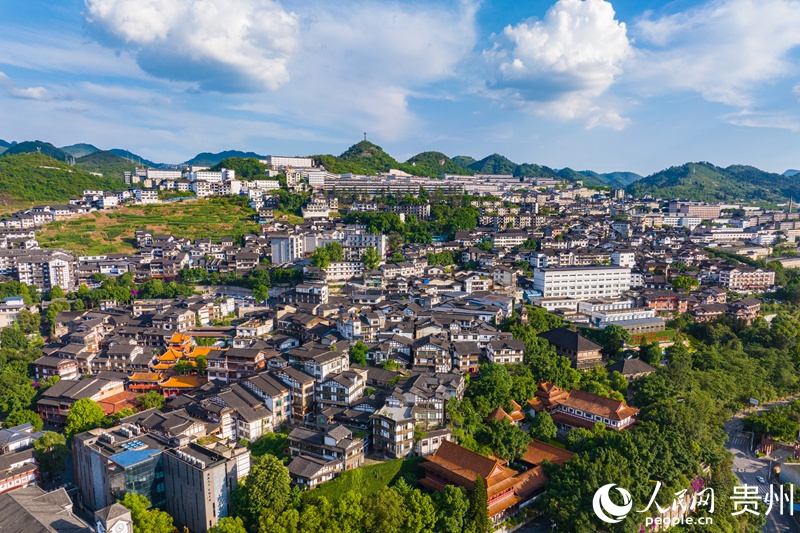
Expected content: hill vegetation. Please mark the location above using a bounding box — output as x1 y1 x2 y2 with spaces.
0 153 126 203
108 149 160 168
627 162 800 203
208 157 270 180
2 141 70 161
452 155 476 168
185 150 266 166
75 151 140 179
467 153 518 174
37 196 259 255
61 143 100 158
403 151 472 177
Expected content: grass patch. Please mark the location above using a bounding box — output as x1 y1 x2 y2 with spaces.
37 197 260 254
249 431 290 460
308 456 425 503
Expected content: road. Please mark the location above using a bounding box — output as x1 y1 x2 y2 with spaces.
726 400 800 533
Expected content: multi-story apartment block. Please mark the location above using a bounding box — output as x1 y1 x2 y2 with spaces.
287 425 364 488
315 368 368 411
163 442 250 533
270 234 305 264
533 266 631 299
719 266 775 291
485 339 525 365
371 398 415 459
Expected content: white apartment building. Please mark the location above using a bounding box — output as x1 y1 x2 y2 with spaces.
533 266 631 300
610 249 636 268
188 169 236 183
271 234 305 264
342 228 387 259
145 169 183 181
134 189 159 204
262 156 314 168
325 261 364 281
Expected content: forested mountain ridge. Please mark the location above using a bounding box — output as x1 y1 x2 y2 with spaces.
627 162 800 203
0 153 126 203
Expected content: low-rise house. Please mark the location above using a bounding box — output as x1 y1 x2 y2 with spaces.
287 425 364 488
538 328 603 369
485 338 525 365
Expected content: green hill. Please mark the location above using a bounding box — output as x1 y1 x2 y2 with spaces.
0 153 126 203
185 150 266 166
0 140 12 155
3 141 69 161
452 155 476 168
208 157 269 180
61 143 100 158
514 163 559 179
468 153 518 174
627 162 800 203
109 149 160 168
314 141 400 175
75 150 140 179
401 151 472 177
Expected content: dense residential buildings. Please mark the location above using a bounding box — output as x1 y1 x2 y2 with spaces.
0 151 788 532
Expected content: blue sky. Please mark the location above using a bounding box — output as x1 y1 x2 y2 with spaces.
1 0 800 175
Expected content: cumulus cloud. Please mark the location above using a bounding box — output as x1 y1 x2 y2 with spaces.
82 0 478 137
632 0 800 107
485 0 631 128
84 0 300 92
0 72 49 100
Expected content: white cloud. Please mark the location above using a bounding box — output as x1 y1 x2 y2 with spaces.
485 0 631 128
82 0 478 140
84 0 300 92
0 72 49 100
724 110 800 132
632 0 800 107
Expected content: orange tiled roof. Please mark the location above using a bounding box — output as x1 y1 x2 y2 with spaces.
129 372 163 382
521 440 575 467
151 363 174 370
168 333 193 344
560 389 639 421
160 375 206 389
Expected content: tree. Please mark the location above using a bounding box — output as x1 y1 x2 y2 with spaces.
65 398 105 438
139 390 165 410
0 373 36 414
0 328 28 351
529 411 558 441
16 309 40 335
173 360 195 375
639 342 663 365
33 431 69 481
208 516 247 533
311 247 331 269
672 276 699 294
363 486 405 533
466 476 491 533
394 479 437 533
476 419 530 462
234 454 291 528
4 409 43 431
48 286 65 300
121 493 175 533
361 247 381 270
433 485 470 533
195 354 208 376
600 325 630 358
253 283 270 303
45 301 71 334
350 341 368 365
389 252 405 263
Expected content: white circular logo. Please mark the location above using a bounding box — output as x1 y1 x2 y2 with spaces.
593 483 633 524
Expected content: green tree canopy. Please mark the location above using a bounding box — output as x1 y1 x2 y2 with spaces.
361 247 381 270
65 398 105 438
121 493 175 533
139 390 165 410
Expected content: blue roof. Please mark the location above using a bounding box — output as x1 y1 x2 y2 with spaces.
110 448 160 468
